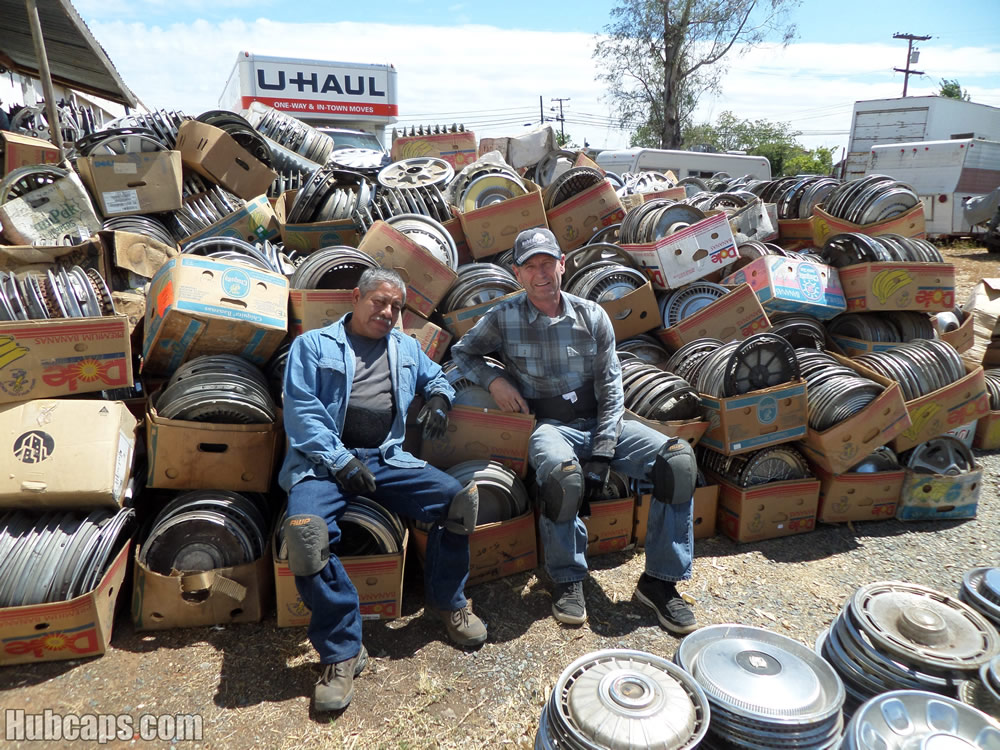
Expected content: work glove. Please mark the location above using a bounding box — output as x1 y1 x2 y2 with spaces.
417 394 450 441
335 457 377 495
582 456 612 502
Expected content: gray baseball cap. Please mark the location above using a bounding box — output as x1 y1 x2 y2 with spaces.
513 228 562 265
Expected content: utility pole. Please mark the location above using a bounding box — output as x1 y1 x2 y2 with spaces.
893 33 930 97
539 95 545 125
551 97 570 140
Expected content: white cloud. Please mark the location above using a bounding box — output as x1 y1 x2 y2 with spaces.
83 18 1000 156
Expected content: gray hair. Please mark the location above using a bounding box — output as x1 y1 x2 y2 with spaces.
357 267 406 305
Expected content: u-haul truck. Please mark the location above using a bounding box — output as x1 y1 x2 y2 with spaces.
219 51 398 148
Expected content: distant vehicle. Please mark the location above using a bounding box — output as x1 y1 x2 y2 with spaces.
219 51 398 148
594 148 772 181
845 96 1000 181
315 126 387 154
866 138 1000 238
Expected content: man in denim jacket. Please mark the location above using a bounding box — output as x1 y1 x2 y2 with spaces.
279 267 485 712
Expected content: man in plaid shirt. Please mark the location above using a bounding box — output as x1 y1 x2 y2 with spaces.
451 228 700 634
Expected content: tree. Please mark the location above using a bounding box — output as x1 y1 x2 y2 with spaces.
938 78 971 101
782 146 834 177
682 111 802 175
593 0 798 149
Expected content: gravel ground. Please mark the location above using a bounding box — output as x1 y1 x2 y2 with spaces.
1 245 997 749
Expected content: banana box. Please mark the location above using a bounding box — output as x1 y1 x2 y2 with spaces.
720 255 846 321
897 467 982 522
177 194 280 248
838 263 956 313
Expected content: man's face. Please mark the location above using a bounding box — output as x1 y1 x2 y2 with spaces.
514 253 564 309
350 281 404 338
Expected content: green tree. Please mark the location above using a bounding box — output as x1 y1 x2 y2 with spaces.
938 78 971 101
782 146 835 176
593 0 799 149
682 111 801 175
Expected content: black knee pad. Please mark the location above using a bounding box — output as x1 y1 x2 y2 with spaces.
651 439 696 505
445 481 479 535
540 460 584 523
283 514 329 576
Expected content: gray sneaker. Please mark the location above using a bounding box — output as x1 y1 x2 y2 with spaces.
551 580 587 625
314 645 368 712
427 604 488 647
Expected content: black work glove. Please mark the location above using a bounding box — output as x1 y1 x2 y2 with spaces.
582 457 612 502
335 457 376 495
417 394 450 441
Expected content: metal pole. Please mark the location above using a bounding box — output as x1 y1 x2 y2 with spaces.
24 0 65 156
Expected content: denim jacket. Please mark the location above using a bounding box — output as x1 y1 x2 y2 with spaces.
278 314 455 490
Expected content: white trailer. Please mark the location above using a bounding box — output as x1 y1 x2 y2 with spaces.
219 51 398 147
594 148 772 181
845 96 1000 181
867 138 1000 237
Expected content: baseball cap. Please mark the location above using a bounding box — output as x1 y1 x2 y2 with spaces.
513 228 562 265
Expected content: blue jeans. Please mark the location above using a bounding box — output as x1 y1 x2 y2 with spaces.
287 450 469 664
530 418 693 585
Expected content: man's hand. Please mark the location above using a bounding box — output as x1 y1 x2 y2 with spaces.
582 457 611 501
417 394 450 440
335 458 377 495
488 377 530 414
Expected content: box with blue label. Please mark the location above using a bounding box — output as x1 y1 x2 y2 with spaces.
897 467 982 522
721 255 846 320
142 255 288 376
621 211 738 291
699 380 808 456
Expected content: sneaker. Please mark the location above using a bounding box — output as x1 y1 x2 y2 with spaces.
314 645 368 712
551 580 587 625
427 604 488 647
634 574 698 635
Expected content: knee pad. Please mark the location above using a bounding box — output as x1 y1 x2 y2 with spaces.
445 481 479 535
283 514 330 576
651 439 696 505
540 460 584 523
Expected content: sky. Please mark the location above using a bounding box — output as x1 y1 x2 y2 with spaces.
20 0 1000 158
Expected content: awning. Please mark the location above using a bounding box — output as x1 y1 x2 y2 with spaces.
0 0 139 108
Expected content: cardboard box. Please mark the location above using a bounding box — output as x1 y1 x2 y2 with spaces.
583 496 635 556
814 467 904 523
963 279 1000 365
439 290 526 339
828 335 906 358
0 235 110 280
897 467 982 521
1 130 61 174
633 486 719 546
715 477 820 543
357 221 458 318
132 547 273 631
420 405 535 478
410 512 537 588
0 400 136 508
936 311 974 354
274 532 408 627
974 411 1000 450
721 255 846 321
77 151 183 217
885 363 990 453
728 199 778 244
621 212 739 291
656 283 771 350
798 363 911 475
620 187 687 212
776 217 815 251
698 380 809 456
0 316 133 404
812 203 925 246
401 310 452 363
0 172 102 245
546 180 626 252
460 180 547 259
837 263 956 313
289 288 353 336
0 543 129 666
603 281 661 341
175 120 277 200
104 229 178 281
623 411 709 447
142 255 289 376
145 400 282 492
391 130 478 170
273 190 359 252
177 194 280 248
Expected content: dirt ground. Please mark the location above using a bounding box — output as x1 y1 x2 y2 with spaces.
1 243 997 750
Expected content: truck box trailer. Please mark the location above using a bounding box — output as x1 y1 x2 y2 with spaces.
867 138 1000 238
846 96 1000 181
219 51 398 147
594 148 772 181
